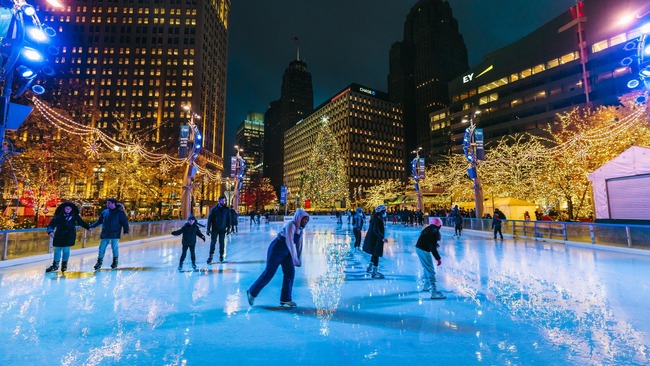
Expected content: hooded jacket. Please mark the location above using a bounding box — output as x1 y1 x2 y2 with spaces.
206 203 231 233
47 202 91 247
90 203 130 239
362 212 386 257
279 209 309 267
415 224 442 261
172 215 206 246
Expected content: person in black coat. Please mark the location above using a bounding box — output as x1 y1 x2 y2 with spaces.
362 205 388 279
172 215 205 271
206 195 231 263
416 218 446 299
492 212 504 239
45 202 92 273
453 213 463 237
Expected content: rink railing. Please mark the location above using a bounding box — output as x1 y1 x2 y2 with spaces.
442 217 650 250
0 219 194 261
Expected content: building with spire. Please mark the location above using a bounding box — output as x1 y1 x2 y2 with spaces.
388 0 469 168
263 50 314 193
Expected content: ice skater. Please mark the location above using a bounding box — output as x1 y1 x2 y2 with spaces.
351 207 364 251
415 217 446 299
205 195 231 263
45 202 92 273
90 198 130 270
453 212 463 237
492 212 504 239
172 215 206 271
246 209 310 308
362 205 388 279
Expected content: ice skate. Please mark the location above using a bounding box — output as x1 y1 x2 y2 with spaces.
366 263 373 273
178 263 183 271
206 256 213 265
192 263 198 271
110 257 118 269
280 300 297 307
246 290 255 306
61 261 68 273
430 291 446 300
93 258 103 271
45 261 59 273
371 266 385 279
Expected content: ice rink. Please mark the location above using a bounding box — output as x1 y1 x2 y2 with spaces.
1 219 649 365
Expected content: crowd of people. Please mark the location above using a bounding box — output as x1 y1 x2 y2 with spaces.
45 197 548 306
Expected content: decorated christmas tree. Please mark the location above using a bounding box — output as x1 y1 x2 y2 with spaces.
303 117 348 209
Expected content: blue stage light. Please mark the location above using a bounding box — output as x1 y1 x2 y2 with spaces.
627 79 640 88
21 47 44 62
22 5 36 16
16 65 35 78
31 85 45 95
26 27 48 43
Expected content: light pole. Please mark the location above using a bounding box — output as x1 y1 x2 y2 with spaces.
0 0 59 162
411 147 424 213
180 106 201 219
232 145 246 214
462 110 484 219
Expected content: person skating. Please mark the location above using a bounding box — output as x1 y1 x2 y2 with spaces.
206 196 231 263
172 215 206 271
492 212 504 239
416 218 446 299
246 209 310 307
90 198 129 270
351 207 365 252
362 205 388 279
453 212 463 237
45 202 92 273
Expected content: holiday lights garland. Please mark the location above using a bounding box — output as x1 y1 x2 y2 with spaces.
32 97 224 181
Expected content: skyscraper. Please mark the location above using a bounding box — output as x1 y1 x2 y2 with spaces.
388 0 469 168
263 57 313 192
235 112 264 185
39 0 229 200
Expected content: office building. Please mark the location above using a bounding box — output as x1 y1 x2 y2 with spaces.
235 112 264 184
388 0 468 168
284 83 403 208
38 0 230 202
434 0 650 156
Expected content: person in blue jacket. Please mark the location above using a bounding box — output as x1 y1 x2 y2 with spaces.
90 198 130 270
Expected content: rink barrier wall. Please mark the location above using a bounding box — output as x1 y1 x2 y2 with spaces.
439 217 650 250
0 219 205 264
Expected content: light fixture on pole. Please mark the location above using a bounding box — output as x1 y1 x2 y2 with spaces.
411 147 424 213
462 110 484 219
0 0 59 163
180 105 202 219
232 145 246 213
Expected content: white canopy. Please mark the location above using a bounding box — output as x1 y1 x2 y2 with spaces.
588 146 650 220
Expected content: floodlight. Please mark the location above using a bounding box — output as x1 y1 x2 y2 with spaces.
31 85 45 94
22 5 36 16
627 79 640 88
16 65 35 78
640 66 650 78
21 47 44 63
26 27 48 43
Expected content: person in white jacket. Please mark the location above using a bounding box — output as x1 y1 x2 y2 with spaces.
246 209 310 307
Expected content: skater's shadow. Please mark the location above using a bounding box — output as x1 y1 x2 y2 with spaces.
217 260 266 265
199 268 238 274
46 271 96 279
96 266 158 272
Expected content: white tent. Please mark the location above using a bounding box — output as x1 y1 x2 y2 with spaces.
588 146 650 220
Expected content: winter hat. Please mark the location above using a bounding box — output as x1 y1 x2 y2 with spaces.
374 205 387 214
430 217 443 227
188 215 197 221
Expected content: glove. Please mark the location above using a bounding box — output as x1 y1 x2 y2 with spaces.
206 231 211 236
436 259 442 266
201 237 206 242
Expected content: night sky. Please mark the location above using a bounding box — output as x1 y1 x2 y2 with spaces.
223 0 577 157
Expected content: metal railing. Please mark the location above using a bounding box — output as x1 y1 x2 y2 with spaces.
442 217 650 250
0 219 194 261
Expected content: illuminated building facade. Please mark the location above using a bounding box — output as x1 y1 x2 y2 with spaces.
235 112 264 184
284 84 404 207
388 0 468 170
38 0 229 200
433 0 650 156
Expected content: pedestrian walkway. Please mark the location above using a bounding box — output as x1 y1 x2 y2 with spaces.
1 221 648 365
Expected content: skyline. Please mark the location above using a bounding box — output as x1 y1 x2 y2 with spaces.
224 0 577 157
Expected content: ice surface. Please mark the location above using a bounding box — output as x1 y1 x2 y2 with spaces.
1 221 649 365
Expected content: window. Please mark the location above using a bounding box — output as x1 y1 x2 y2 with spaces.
609 33 626 47
547 58 559 69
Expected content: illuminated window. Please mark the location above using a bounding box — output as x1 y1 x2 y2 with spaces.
609 33 626 47
560 52 577 64
532 64 545 74
547 58 559 69
520 68 532 78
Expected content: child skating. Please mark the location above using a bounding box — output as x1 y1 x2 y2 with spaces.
172 215 206 271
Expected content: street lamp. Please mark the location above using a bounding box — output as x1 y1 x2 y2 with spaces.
232 145 246 213
411 147 424 213
0 0 59 162
462 110 484 219
180 105 202 219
